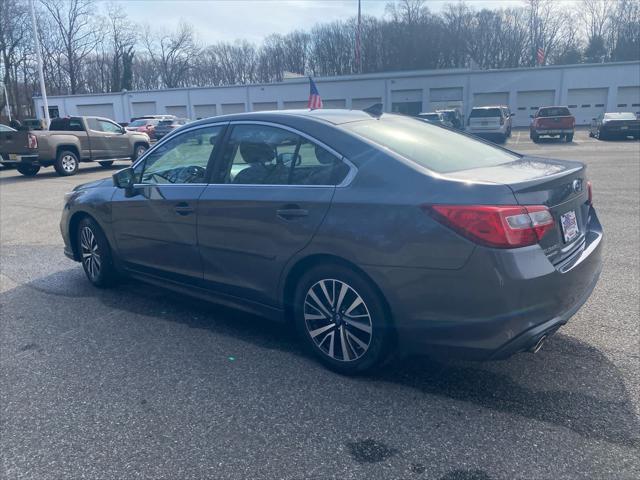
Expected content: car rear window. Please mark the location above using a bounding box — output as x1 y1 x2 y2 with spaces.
158 120 174 126
537 107 571 117
604 112 636 120
49 117 84 131
469 108 502 118
344 115 519 174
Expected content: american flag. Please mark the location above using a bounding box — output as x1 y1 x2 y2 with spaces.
308 77 323 110
536 47 545 65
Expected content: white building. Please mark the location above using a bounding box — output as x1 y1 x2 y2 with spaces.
33 61 640 127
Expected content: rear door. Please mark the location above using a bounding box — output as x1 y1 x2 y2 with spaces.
111 124 225 282
197 122 351 306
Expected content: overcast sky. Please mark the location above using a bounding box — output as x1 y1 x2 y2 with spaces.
108 0 526 45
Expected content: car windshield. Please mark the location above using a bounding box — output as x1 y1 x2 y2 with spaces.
344 115 519 173
130 119 150 127
604 112 636 120
538 107 571 117
469 108 502 118
158 120 174 126
420 114 440 121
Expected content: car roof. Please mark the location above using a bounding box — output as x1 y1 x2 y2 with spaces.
471 105 505 109
187 109 377 128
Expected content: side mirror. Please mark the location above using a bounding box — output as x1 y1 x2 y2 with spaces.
510 113 516 117
113 167 135 189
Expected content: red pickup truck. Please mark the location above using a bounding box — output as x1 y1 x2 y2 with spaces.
530 106 576 143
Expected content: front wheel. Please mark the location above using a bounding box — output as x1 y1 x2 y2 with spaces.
530 131 540 143
77 217 118 288
17 164 41 176
293 264 393 374
54 150 79 176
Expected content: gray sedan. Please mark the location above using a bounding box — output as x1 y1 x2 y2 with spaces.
60 109 603 374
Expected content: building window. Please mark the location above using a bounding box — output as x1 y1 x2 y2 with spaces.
581 104 591 108
617 104 627 107
568 104 577 108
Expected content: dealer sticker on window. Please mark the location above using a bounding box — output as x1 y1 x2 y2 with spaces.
560 210 579 243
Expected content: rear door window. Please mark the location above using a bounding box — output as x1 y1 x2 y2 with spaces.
344 115 519 174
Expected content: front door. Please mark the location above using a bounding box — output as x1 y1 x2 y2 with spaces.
97 119 131 158
111 124 225 283
197 122 352 306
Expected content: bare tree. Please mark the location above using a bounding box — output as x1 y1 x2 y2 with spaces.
142 22 199 88
0 0 31 117
40 0 102 94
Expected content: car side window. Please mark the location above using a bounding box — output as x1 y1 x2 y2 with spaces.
215 124 349 186
86 118 101 131
138 126 223 185
99 120 122 133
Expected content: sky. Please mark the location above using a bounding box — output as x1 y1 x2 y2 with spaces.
108 0 527 45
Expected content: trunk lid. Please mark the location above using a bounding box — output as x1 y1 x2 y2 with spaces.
536 116 574 128
445 156 589 264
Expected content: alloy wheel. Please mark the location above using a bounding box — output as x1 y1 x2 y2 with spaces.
136 146 147 157
304 279 373 362
80 226 101 281
61 154 77 172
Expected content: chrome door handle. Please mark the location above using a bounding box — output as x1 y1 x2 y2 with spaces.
174 202 194 215
276 207 309 219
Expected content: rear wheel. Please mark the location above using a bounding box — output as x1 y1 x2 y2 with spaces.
77 217 117 288
565 133 574 142
98 161 114 168
132 143 148 161
293 264 393 374
54 150 79 176
16 164 40 176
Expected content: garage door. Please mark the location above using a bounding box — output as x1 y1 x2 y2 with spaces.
567 88 608 125
283 100 308 110
616 86 640 111
515 90 555 127
252 102 277 111
76 103 115 120
351 97 382 110
166 105 187 117
429 87 463 111
132 101 156 117
323 99 346 109
193 104 217 119
221 103 245 114
473 92 509 107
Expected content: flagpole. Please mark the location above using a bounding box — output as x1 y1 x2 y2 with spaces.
356 0 362 74
29 0 50 128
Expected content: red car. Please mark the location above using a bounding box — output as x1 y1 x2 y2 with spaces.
530 106 576 143
125 118 160 139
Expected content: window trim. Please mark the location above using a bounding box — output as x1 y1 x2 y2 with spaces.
132 122 228 187
212 120 356 188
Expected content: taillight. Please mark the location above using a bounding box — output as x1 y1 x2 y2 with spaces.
27 133 38 149
587 181 593 205
424 205 555 249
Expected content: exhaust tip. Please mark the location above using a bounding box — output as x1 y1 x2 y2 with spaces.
530 335 547 354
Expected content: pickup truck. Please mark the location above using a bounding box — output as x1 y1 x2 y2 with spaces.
0 116 150 177
529 106 576 143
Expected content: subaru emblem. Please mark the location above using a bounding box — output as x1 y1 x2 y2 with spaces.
572 179 583 193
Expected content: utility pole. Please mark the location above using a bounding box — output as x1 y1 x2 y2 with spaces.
2 84 11 122
29 0 50 127
356 0 362 74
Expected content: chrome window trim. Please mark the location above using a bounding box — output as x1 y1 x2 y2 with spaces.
224 120 357 188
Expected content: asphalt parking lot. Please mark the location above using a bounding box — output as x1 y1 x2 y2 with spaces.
1 128 639 480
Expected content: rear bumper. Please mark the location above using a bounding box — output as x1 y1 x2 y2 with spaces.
363 207 603 360
601 125 640 136
0 154 39 164
466 127 507 136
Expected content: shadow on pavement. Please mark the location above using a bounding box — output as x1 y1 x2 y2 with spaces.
6 264 640 451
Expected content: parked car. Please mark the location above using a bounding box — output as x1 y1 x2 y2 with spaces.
436 108 464 130
530 106 575 143
0 124 15 132
0 116 150 177
589 112 640 140
466 106 511 143
154 118 190 140
500 105 514 137
125 118 161 140
416 112 453 128
61 110 603 374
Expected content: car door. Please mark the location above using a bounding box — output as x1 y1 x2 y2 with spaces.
98 119 131 158
111 124 225 283
197 122 352 307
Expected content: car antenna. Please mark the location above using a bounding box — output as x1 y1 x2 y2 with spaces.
363 103 383 118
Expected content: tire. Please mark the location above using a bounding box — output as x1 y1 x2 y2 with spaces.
588 130 594 138
566 133 574 142
530 131 540 143
16 164 41 176
54 150 79 176
293 264 393 374
77 217 118 288
132 143 148 161
98 161 114 168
